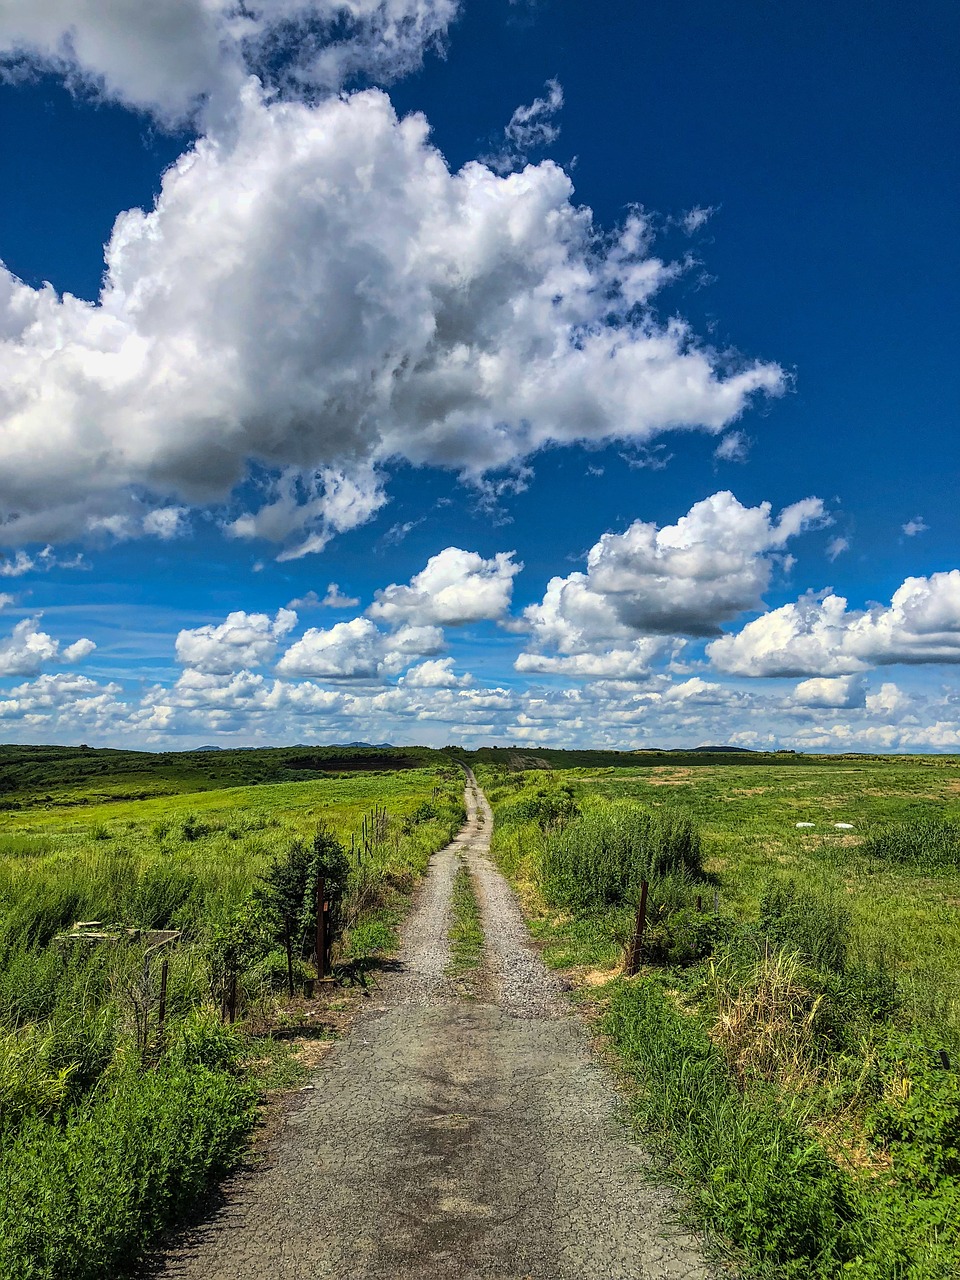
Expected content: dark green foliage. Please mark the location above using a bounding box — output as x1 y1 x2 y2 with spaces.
255 824 351 956
860 817 960 870
401 800 440 830
640 905 727 968
540 802 704 913
495 784 579 831
865 1029 960 1186
0 1025 255 1280
603 979 861 1277
759 879 850 973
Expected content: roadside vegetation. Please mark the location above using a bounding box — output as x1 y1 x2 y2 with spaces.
0 747 465 1280
447 858 483 990
477 756 960 1280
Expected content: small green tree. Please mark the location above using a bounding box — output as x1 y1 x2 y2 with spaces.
256 824 351 957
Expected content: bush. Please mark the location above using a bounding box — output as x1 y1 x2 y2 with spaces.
540 802 704 913
256 825 350 956
0 1043 254 1280
860 818 960 871
864 1028 960 1186
495 785 579 832
759 879 850 974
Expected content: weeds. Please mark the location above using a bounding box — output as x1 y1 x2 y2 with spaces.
0 757 464 1278
447 859 483 983
483 762 960 1279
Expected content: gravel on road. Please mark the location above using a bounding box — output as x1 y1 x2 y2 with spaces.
151 770 713 1280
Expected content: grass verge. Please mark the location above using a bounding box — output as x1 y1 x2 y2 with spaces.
479 763 960 1280
447 858 483 988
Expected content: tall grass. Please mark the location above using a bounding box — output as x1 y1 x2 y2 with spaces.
0 762 465 1278
860 817 960 870
540 801 704 912
483 765 960 1278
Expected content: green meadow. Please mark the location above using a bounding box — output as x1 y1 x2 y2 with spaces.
478 752 960 1280
0 743 464 1280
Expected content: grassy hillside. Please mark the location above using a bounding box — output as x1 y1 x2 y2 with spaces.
481 755 960 1279
0 742 440 810
0 745 464 1279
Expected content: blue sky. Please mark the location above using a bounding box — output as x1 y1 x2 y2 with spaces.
0 0 958 751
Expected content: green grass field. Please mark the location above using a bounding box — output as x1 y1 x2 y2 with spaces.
0 743 464 1280
477 752 960 1280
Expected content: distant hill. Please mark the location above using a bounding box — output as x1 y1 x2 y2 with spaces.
690 745 758 754
340 741 393 749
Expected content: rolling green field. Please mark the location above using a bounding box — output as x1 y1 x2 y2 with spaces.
0 744 464 1280
478 753 960 1280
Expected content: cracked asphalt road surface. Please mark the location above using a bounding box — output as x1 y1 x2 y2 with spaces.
153 771 712 1280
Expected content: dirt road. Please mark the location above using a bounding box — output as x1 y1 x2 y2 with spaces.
154 772 712 1279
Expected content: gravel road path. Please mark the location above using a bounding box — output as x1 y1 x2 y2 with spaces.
152 770 712 1280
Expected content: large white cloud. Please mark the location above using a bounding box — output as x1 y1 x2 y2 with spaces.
0 1 458 123
175 608 297 673
0 87 782 554
368 547 521 627
709 571 960 677
0 616 95 677
276 616 442 678
519 492 824 676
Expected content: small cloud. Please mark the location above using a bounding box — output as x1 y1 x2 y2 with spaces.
587 464 604 477
680 205 717 234
902 517 928 537
63 638 97 663
0 552 33 578
143 506 190 540
0 592 14 609
288 584 360 610
620 444 671 471
713 430 750 464
0 546 87 577
484 78 563 173
382 518 424 547
826 536 849 562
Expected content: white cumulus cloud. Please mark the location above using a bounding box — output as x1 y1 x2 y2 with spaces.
709 571 960 676
518 492 826 678
175 607 297 673
276 616 442 678
368 547 521 628
0 0 458 124
0 87 782 555
0 616 96 676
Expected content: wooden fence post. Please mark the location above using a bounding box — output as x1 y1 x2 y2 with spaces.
625 880 649 976
316 876 328 980
157 956 169 1040
284 916 295 998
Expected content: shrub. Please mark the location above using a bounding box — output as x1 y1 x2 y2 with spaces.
541 802 704 913
864 1028 960 1186
255 825 350 957
759 878 850 974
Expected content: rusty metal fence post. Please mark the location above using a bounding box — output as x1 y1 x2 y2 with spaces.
624 879 649 976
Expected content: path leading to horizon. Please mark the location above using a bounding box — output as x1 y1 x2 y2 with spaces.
152 771 712 1280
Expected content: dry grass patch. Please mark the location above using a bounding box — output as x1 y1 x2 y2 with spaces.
709 950 825 1091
